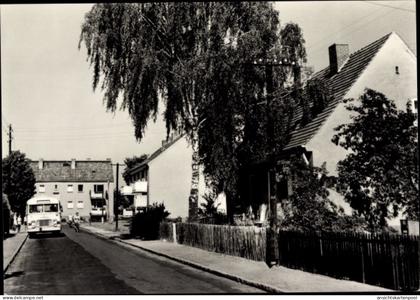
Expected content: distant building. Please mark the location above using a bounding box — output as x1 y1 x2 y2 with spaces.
123 133 226 220
30 159 114 220
241 32 417 223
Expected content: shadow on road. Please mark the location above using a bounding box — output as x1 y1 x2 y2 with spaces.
29 232 66 239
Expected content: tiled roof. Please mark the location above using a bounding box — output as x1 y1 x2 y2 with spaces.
128 133 185 175
284 33 392 150
30 160 114 182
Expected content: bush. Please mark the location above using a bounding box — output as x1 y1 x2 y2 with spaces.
198 190 228 225
130 203 170 240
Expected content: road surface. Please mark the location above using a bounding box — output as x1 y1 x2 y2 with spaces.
4 225 265 294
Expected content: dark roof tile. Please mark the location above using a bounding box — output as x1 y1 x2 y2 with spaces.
284 33 392 150
30 160 114 182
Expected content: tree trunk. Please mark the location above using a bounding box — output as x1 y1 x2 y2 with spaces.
188 128 200 222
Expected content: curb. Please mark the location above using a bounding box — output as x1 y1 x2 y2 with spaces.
4 234 28 273
116 238 282 294
80 226 282 294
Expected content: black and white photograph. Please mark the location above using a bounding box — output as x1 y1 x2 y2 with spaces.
1 1 418 297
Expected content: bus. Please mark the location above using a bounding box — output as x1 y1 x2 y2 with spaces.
26 196 62 237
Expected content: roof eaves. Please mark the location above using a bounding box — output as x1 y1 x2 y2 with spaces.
127 133 186 175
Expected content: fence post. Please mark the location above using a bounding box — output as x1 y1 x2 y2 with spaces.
173 222 177 244
360 238 365 283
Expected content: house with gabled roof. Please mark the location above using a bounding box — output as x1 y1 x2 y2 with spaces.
30 159 115 220
122 132 226 220
285 32 417 175
240 32 417 221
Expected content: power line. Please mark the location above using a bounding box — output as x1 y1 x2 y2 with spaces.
307 5 398 57
13 122 134 133
306 6 388 54
363 1 415 13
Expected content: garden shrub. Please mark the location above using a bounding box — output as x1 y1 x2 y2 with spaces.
130 202 170 239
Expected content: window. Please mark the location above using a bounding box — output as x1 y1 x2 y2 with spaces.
78 184 83 192
67 200 74 209
77 200 84 209
38 185 45 193
29 205 43 213
67 184 73 193
395 66 400 75
94 184 104 193
44 204 58 212
53 184 59 194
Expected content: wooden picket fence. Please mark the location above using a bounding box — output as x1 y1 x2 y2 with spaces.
278 230 419 291
159 222 419 290
171 222 266 261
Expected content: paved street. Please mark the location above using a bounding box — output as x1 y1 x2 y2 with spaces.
4 225 264 294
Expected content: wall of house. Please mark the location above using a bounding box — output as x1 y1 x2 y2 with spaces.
34 181 114 220
147 137 209 219
305 33 417 224
306 33 417 177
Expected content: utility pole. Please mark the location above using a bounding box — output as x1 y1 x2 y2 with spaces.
8 124 13 155
115 163 119 232
246 56 298 266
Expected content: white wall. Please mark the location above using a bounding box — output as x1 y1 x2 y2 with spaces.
307 32 417 176
148 137 207 219
305 33 417 224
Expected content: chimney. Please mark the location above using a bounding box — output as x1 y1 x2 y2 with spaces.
71 158 76 169
38 159 44 170
329 44 349 75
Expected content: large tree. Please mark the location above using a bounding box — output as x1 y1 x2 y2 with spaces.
332 89 418 231
2 151 36 217
79 3 305 221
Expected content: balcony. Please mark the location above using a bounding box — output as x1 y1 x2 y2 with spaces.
133 181 148 193
122 185 133 196
90 190 104 199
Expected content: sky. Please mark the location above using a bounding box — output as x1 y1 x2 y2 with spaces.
1 2 417 164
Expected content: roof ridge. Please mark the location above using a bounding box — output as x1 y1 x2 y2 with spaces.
311 32 392 79
128 133 186 174
285 32 394 150
348 32 392 58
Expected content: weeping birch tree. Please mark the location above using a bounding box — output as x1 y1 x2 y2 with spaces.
79 3 305 221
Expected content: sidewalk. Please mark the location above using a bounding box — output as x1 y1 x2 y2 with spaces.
80 224 390 293
3 229 28 272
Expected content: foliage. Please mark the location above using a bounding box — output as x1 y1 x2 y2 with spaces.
280 22 307 85
306 78 332 118
129 202 170 239
114 189 131 215
79 3 307 220
279 156 367 232
2 151 36 217
332 89 418 231
198 190 227 225
122 154 148 184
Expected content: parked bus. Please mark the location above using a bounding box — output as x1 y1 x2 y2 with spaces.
26 197 62 237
